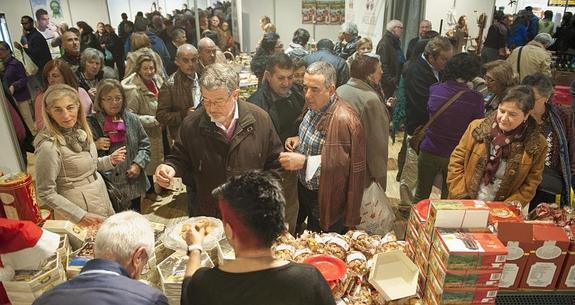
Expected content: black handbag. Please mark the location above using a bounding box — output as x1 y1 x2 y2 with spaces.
101 173 129 212
538 166 564 195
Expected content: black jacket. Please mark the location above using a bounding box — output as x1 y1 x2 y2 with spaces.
24 28 51 72
376 31 404 97
406 36 420 61
247 82 305 143
405 55 441 135
335 35 360 60
303 49 350 87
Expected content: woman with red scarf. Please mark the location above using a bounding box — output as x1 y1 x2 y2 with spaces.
180 171 335 305
87 79 151 212
122 54 164 201
447 86 547 215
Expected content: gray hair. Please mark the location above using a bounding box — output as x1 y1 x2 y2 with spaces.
386 20 403 31
341 22 358 36
80 48 104 70
176 43 198 57
521 72 554 98
200 63 239 95
533 33 554 48
172 27 186 40
94 211 155 265
306 61 336 87
424 36 453 57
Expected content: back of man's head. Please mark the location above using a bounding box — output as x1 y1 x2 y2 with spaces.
134 18 148 32
533 33 554 48
94 211 154 266
292 28 310 46
316 39 334 52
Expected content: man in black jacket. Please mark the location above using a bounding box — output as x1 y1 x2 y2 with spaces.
248 53 305 234
406 20 432 61
303 39 349 87
400 36 453 206
376 19 405 97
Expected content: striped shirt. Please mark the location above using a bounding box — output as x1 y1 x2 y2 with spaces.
296 98 334 190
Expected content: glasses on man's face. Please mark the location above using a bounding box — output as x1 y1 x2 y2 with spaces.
201 97 229 107
102 96 123 103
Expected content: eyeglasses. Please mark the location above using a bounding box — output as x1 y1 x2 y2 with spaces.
201 97 229 107
102 96 123 103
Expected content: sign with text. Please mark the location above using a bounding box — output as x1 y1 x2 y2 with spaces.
345 0 385 43
548 0 575 6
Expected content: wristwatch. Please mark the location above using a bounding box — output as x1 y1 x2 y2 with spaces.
186 244 203 256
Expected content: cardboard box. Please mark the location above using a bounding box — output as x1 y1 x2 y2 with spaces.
369 250 419 301
426 200 490 236
432 229 507 271
519 223 569 290
485 202 523 225
496 222 533 289
557 225 575 290
56 234 71 271
43 220 87 250
428 250 501 288
425 272 498 305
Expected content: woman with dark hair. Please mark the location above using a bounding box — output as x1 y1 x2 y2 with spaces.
337 54 390 187
76 21 101 51
448 86 547 215
412 53 484 202
250 32 283 84
522 73 575 209
34 59 93 131
539 10 555 35
87 79 151 212
0 41 33 131
122 54 164 201
181 171 335 305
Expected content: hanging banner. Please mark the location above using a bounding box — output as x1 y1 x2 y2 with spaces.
345 0 385 43
548 0 575 6
302 0 345 25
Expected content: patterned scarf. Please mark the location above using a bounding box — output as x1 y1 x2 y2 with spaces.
60 125 90 153
483 120 527 185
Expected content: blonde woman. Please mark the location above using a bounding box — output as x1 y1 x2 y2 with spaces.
34 84 126 226
122 54 164 200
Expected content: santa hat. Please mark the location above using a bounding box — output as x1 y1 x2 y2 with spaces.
0 219 60 281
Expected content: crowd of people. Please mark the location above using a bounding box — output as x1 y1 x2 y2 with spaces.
1 4 575 305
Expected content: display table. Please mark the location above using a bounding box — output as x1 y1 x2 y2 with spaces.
496 290 575 305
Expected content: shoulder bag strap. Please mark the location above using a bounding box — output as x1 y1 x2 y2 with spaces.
419 90 467 133
516 46 524 77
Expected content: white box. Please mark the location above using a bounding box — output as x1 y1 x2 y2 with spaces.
368 250 419 301
43 220 87 250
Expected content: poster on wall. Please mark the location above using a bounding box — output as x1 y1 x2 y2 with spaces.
31 0 65 20
548 0 575 6
302 0 316 24
302 0 345 25
345 0 385 44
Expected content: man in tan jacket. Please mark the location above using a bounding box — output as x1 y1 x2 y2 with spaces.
507 33 553 81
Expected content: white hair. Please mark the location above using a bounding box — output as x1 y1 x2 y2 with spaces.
341 22 358 36
200 63 239 95
386 20 403 31
94 211 155 264
176 43 198 57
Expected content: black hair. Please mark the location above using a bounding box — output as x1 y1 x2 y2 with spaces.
21 16 34 24
443 53 481 82
501 85 535 114
521 73 554 98
76 21 94 33
35 9 48 20
121 13 128 19
257 32 280 55
293 57 307 69
544 10 553 20
201 30 220 46
316 38 334 51
212 171 286 247
292 28 310 46
0 41 12 54
265 53 293 74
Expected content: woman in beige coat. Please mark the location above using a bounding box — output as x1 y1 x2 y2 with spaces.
34 84 126 227
122 53 164 199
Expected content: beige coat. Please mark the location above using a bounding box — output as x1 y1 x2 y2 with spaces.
447 114 547 207
122 72 165 176
506 40 551 81
34 132 115 223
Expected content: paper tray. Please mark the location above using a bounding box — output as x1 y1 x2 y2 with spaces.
368 250 419 300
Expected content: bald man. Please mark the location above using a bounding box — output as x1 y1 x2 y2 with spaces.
197 37 226 76
157 44 201 143
406 20 432 61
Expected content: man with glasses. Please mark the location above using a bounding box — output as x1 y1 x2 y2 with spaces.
154 63 282 217
376 19 405 98
32 211 169 305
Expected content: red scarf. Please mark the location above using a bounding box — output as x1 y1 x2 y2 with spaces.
483 120 527 185
144 80 158 97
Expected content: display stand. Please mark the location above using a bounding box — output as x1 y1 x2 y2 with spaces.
496 290 575 305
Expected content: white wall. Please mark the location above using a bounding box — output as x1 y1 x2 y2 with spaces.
241 0 342 53
495 0 575 27
424 0 496 40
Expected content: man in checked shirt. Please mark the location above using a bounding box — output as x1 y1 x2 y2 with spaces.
279 61 366 233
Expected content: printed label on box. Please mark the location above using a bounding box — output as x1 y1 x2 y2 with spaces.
566 265 575 287
526 262 557 287
506 242 523 260
499 263 519 288
535 241 562 260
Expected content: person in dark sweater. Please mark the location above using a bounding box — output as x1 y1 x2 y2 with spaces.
248 53 305 235
481 13 513 64
413 53 484 203
180 171 335 305
302 38 349 87
14 15 52 74
400 36 453 206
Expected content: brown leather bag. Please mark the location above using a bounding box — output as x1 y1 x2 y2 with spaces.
409 90 467 154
